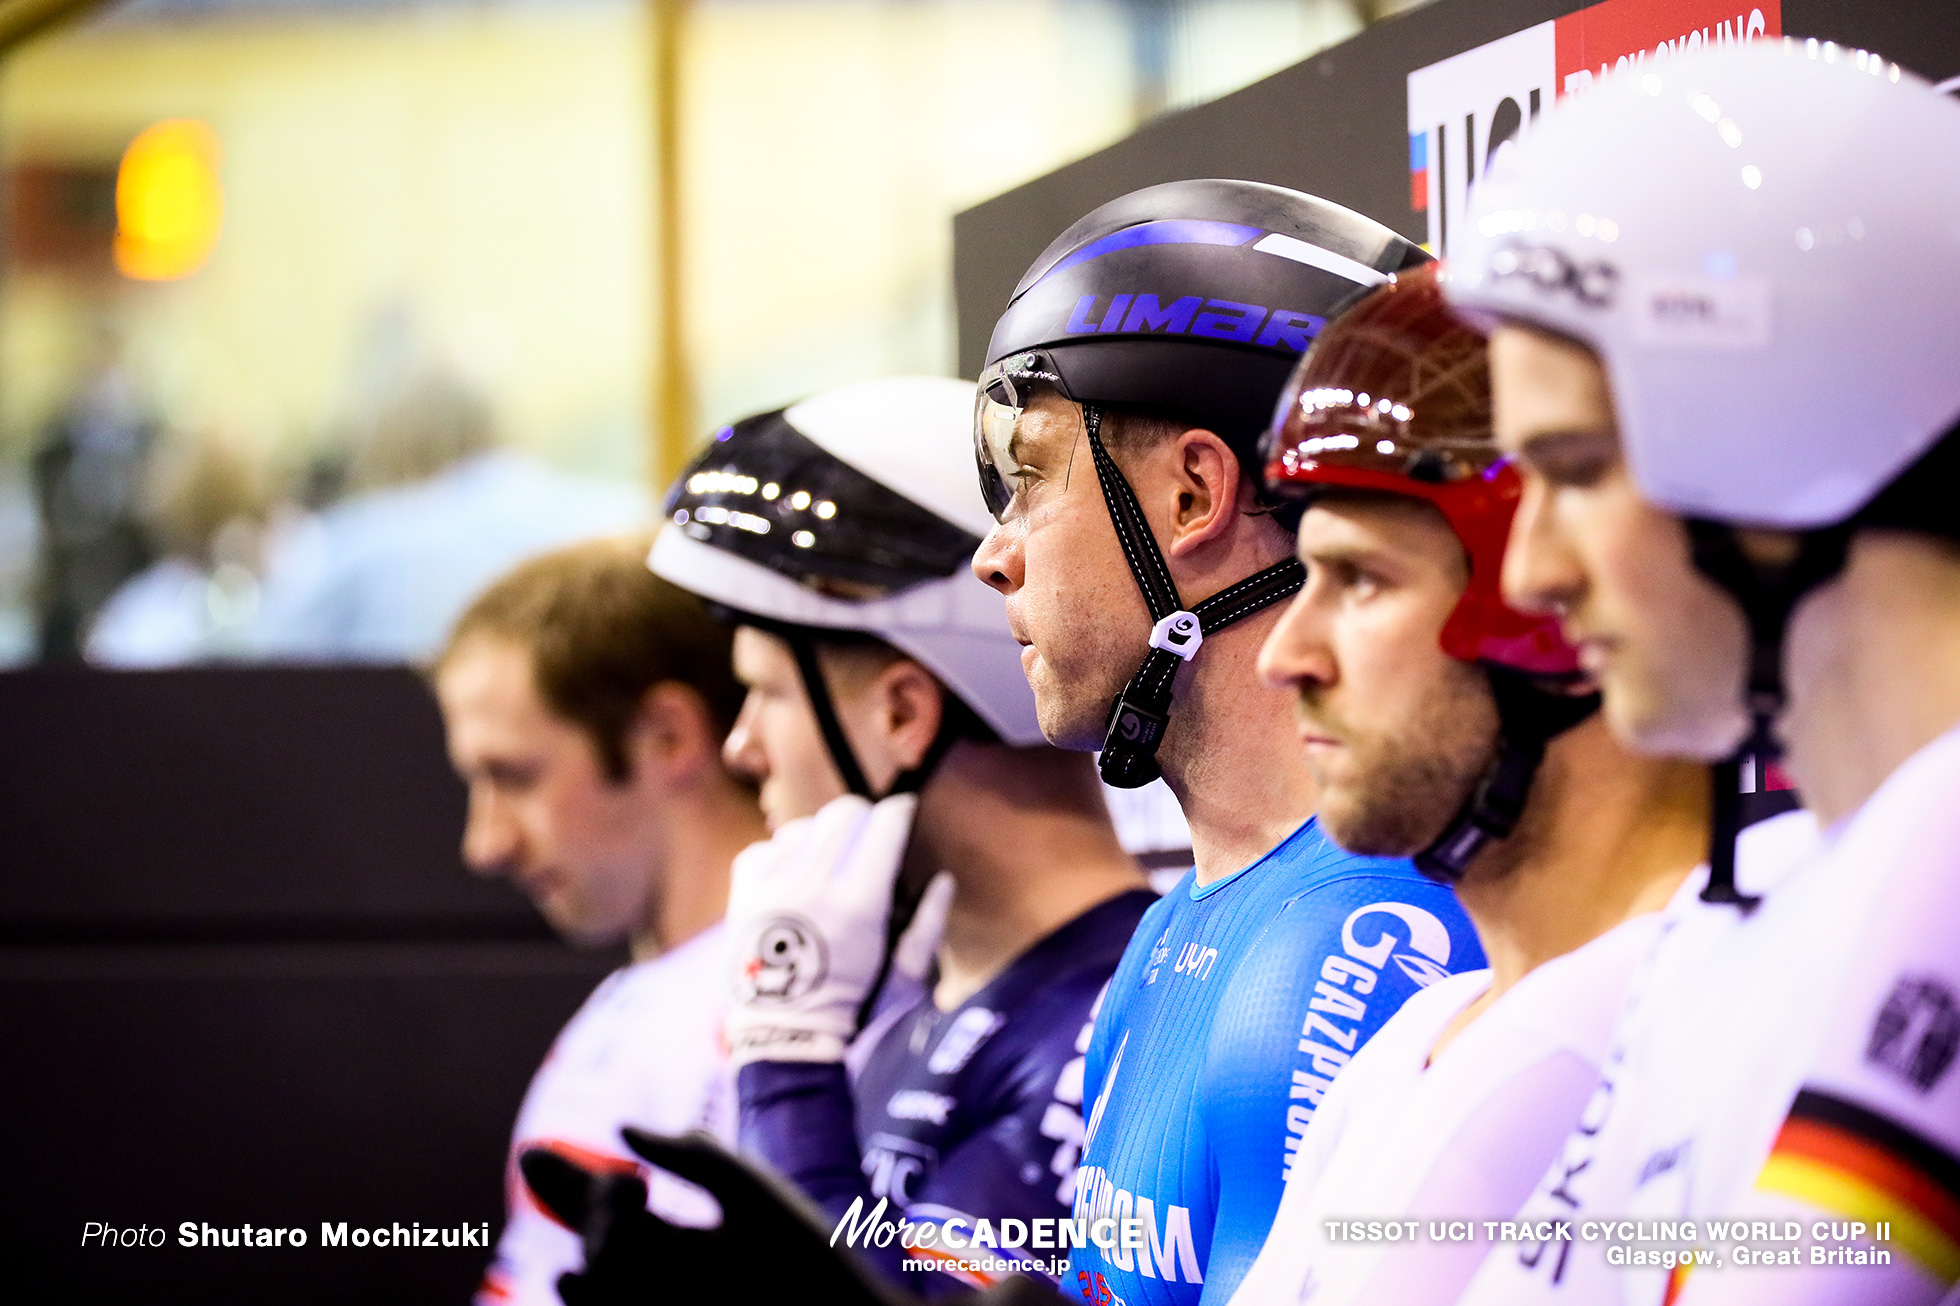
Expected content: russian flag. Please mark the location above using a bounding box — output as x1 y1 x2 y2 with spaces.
1409 131 1429 212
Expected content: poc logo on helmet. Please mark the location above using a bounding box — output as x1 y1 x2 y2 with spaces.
1489 242 1620 309
739 914 828 1003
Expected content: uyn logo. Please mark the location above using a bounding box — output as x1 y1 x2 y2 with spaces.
1171 942 1219 982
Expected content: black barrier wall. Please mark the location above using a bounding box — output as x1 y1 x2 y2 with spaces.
955 0 1960 378
0 668 618 1304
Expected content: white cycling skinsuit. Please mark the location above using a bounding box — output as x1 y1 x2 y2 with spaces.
475 925 733 1306
1236 813 1813 1306
1459 735 1959 1306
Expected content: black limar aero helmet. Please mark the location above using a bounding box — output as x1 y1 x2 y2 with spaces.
982 179 1431 473
977 179 1429 787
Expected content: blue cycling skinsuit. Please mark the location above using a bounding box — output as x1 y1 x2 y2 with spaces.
741 889 1158 1297
1068 818 1484 1306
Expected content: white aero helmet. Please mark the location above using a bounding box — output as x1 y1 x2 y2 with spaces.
1449 42 1960 909
1450 38 1960 532
649 375 1041 798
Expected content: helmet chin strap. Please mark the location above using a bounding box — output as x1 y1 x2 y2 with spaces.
782 630 968 803
781 628 969 1032
1685 520 1853 912
1079 404 1307 789
1414 666 1600 884
783 631 875 799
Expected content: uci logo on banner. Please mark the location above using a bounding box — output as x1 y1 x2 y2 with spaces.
1406 0 1780 258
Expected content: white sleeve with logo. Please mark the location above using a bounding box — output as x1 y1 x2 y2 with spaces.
1682 729 1960 1306
1455 811 1822 1306
475 927 732 1306
1233 913 1664 1306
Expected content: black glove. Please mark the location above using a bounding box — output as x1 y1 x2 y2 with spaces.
517 1151 682 1305
518 1131 1071 1306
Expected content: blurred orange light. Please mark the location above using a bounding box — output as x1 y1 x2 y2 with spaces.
114 119 223 281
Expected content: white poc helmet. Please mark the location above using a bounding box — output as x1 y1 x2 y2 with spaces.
1449 39 1960 531
649 375 1041 797
1450 42 1960 909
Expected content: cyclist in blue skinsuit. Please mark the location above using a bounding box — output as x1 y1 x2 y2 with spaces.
521 186 1484 1306
1069 830 1477 1305
969 180 1485 1306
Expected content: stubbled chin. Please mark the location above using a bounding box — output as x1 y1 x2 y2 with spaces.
1032 687 1107 754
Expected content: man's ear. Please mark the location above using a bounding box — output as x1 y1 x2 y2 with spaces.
1163 428 1250 558
627 681 721 785
874 660 946 774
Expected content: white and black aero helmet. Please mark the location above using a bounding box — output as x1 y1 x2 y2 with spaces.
1450 41 1960 906
651 375 1044 800
975 179 1429 787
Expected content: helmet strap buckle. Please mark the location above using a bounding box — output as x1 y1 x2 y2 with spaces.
1148 611 1204 661
1100 690 1170 788
1080 404 1306 788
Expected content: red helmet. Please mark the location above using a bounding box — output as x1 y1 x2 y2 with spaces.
1260 263 1577 677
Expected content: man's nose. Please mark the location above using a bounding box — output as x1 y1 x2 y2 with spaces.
972 521 1023 596
1256 588 1337 693
721 698 770 782
1502 478 1587 619
460 788 521 876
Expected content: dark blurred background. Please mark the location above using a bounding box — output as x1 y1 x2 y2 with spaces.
0 666 618 1302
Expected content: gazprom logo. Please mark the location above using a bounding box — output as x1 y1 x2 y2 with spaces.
1062 293 1325 351
1340 901 1455 988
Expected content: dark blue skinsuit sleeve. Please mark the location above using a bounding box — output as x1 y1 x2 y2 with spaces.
739 1061 946 1288
1194 874 1485 1304
739 890 1156 1299
738 1060 867 1226
740 977 1106 1299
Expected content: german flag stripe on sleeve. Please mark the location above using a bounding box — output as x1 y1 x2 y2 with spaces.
1756 1089 1960 1285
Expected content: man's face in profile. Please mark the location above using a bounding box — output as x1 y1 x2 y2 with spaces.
436 634 661 946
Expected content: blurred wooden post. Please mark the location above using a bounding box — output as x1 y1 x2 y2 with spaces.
650 0 692 497
0 0 105 52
